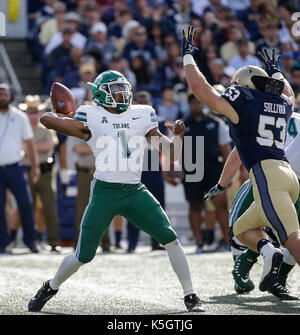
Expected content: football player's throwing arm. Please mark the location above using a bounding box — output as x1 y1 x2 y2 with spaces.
40 111 91 141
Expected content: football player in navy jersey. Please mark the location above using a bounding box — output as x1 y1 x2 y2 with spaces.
182 26 300 292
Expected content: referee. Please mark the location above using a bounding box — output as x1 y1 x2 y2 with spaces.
0 84 40 253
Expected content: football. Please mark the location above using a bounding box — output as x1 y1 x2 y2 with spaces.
50 82 77 116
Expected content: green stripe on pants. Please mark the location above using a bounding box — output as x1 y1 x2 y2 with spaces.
76 180 177 263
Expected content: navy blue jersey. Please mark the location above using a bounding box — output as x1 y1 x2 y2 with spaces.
222 85 293 171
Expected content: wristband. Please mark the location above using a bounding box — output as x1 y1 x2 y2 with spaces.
183 54 196 67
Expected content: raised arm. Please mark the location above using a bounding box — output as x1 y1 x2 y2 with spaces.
182 26 239 124
40 111 91 141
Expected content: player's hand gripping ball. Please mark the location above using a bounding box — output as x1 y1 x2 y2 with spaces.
50 82 76 118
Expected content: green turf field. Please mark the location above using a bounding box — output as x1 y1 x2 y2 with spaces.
1 246 300 315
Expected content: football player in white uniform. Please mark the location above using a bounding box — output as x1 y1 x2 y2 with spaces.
28 70 205 313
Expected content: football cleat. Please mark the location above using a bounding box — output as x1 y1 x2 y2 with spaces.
259 248 283 292
28 280 58 312
269 282 299 301
184 294 205 312
232 253 256 293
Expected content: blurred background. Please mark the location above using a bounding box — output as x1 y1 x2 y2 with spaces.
1 0 300 255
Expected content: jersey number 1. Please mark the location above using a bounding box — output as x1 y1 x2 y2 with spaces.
118 130 131 158
256 115 286 149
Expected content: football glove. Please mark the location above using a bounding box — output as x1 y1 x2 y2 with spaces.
181 25 198 58
204 184 225 201
257 48 281 77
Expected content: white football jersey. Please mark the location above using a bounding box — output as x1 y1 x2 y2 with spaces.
74 104 158 183
286 113 300 179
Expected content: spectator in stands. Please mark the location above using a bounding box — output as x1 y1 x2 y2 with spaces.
290 66 300 95
203 0 229 15
226 0 251 14
80 2 102 37
182 94 231 254
132 0 153 27
281 52 297 83
157 86 181 122
130 55 152 87
0 84 39 254
167 0 199 40
228 38 261 70
45 26 75 86
73 0 92 17
278 2 297 47
35 0 58 28
122 25 158 72
85 22 118 66
256 20 281 56
220 25 256 63
213 9 243 48
46 46 84 94
44 11 87 55
70 62 97 106
236 0 262 41
220 65 235 86
108 9 133 40
208 58 225 84
149 22 168 66
39 1 67 46
109 53 136 89
121 19 141 44
19 95 61 252
156 36 184 90
86 49 108 75
58 48 86 87
197 29 213 51
101 0 129 25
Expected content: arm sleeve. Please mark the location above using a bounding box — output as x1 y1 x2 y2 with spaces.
22 114 34 140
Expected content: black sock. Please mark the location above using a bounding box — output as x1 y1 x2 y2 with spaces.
115 231 122 247
204 229 215 245
9 229 17 242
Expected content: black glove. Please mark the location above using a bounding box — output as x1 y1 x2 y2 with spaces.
257 48 281 77
204 184 225 201
181 25 198 58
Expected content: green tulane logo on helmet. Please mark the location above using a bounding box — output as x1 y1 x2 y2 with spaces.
88 70 132 112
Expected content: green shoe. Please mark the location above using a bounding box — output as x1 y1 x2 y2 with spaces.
269 282 299 301
232 253 256 293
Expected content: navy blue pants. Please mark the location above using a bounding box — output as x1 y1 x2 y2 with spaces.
0 163 37 248
127 171 165 250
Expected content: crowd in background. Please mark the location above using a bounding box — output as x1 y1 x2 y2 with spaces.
3 0 300 255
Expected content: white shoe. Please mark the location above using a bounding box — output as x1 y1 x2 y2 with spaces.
259 248 283 292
